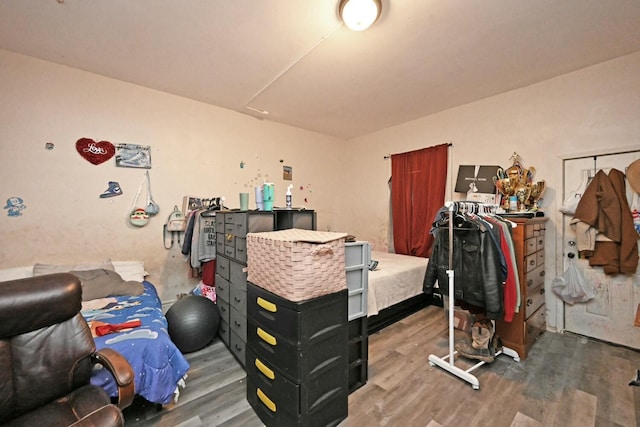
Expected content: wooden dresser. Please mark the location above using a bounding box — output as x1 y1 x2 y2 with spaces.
495 216 548 360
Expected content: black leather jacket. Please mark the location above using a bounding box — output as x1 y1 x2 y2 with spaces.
423 216 503 319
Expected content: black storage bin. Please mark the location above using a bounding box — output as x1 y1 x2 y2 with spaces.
247 282 346 345
246 282 348 426
247 348 348 418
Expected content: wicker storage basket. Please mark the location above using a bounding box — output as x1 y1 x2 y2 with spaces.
246 229 348 301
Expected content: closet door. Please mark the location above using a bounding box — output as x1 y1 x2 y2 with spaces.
561 151 640 348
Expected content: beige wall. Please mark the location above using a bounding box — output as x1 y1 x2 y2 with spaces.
342 50 640 329
0 49 347 301
2 48 639 324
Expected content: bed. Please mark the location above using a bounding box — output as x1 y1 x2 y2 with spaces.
0 261 190 406
366 251 433 333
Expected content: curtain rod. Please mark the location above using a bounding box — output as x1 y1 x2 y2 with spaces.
384 142 453 159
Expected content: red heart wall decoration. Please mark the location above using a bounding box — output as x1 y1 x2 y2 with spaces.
76 138 116 165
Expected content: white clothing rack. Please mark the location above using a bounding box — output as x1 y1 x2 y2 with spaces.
427 201 520 390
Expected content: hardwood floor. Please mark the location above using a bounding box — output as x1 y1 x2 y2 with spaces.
124 305 640 426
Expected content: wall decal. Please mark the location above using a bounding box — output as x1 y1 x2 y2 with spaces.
244 170 270 191
4 197 26 217
76 138 116 165
283 165 292 180
115 144 152 169
100 181 123 198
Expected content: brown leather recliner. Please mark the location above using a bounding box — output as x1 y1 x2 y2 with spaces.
0 273 135 426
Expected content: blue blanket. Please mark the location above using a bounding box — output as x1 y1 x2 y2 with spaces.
82 281 190 405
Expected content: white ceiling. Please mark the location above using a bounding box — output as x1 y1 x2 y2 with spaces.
1 0 640 139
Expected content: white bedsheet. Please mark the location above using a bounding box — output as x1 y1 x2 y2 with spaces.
367 251 429 316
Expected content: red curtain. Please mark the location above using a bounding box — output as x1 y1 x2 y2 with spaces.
391 144 448 257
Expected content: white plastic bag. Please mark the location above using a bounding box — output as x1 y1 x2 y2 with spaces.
560 176 589 215
551 258 595 305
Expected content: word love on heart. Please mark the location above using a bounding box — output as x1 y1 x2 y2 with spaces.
76 138 116 165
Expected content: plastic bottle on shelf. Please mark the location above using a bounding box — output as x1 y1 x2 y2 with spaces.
286 185 293 209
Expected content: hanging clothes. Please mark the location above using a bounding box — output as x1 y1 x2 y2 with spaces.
570 168 639 275
181 208 218 271
423 209 504 320
423 204 520 322
196 211 217 264
482 215 520 321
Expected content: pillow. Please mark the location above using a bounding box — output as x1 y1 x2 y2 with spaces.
111 261 146 282
70 269 144 301
33 260 114 277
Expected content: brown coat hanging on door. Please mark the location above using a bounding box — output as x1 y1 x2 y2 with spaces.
570 168 639 275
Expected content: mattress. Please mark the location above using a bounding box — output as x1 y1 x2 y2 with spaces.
367 251 429 316
82 281 191 405
0 262 190 405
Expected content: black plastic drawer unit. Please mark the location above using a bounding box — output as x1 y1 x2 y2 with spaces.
246 282 348 426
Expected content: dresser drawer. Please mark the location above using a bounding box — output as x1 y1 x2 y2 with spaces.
216 276 230 303
536 236 545 251
524 264 545 291
215 214 225 230
524 252 538 273
217 300 230 325
247 349 299 417
224 243 236 259
230 305 247 341
525 251 545 274
225 211 248 235
247 316 347 382
216 256 230 281
230 284 247 313
247 283 347 345
525 238 537 256
525 285 545 319
235 237 247 262
229 328 246 366
216 232 225 254
346 268 366 293
525 304 546 343
246 348 347 422
345 242 370 269
230 260 247 288
525 224 535 239
219 319 230 346
348 290 366 321
247 377 348 427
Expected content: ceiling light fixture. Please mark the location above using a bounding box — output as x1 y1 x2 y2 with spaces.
338 0 382 31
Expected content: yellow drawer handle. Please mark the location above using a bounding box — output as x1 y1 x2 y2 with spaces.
257 388 276 413
257 297 277 313
257 327 277 346
255 358 275 380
